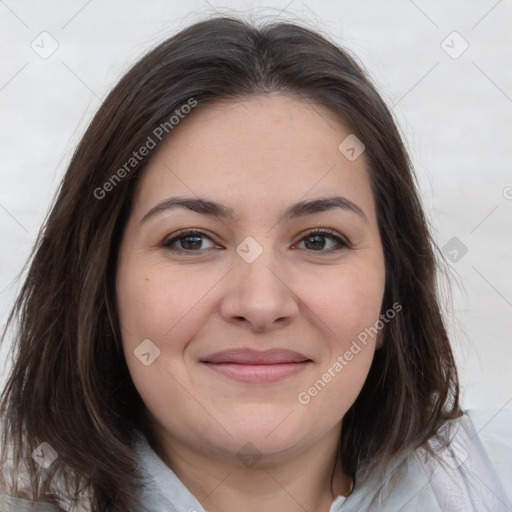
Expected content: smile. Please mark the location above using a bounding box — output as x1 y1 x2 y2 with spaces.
200 348 313 383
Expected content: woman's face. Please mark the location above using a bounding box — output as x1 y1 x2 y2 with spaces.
116 94 386 464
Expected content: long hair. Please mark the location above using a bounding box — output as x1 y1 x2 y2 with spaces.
0 15 460 511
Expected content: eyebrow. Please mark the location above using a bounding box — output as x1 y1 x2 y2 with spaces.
140 195 368 224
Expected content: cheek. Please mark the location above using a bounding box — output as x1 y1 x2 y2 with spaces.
293 261 384 405
297 270 382 422
115 260 204 408
306 263 385 341
117 274 166 346
116 260 207 347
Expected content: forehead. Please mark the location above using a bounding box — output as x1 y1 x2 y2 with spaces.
147 93 350 163
133 93 375 221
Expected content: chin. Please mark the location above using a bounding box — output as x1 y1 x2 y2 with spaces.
215 417 312 456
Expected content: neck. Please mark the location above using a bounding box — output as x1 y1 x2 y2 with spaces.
147 422 353 512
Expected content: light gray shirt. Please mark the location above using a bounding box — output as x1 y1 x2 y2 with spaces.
1 410 511 511
132 410 512 512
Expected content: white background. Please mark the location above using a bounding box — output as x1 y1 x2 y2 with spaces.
1 1 511 422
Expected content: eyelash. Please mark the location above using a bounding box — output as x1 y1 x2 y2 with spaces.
161 228 351 254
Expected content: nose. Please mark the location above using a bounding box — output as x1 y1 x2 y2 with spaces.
219 243 300 333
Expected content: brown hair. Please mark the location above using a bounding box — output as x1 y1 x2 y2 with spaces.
0 15 460 512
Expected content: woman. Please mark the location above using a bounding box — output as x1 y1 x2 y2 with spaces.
1 15 510 512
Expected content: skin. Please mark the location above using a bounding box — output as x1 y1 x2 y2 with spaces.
116 93 386 512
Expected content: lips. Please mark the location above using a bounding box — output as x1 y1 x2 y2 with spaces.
200 348 313 383
201 348 311 365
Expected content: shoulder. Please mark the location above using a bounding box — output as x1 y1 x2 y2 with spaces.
336 410 512 512
463 407 512 497
418 409 512 506
0 493 69 511
416 413 512 511
412 410 512 511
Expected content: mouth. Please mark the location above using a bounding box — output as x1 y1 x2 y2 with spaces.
200 348 313 384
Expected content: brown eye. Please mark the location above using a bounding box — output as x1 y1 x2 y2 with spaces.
162 230 218 253
295 229 350 252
